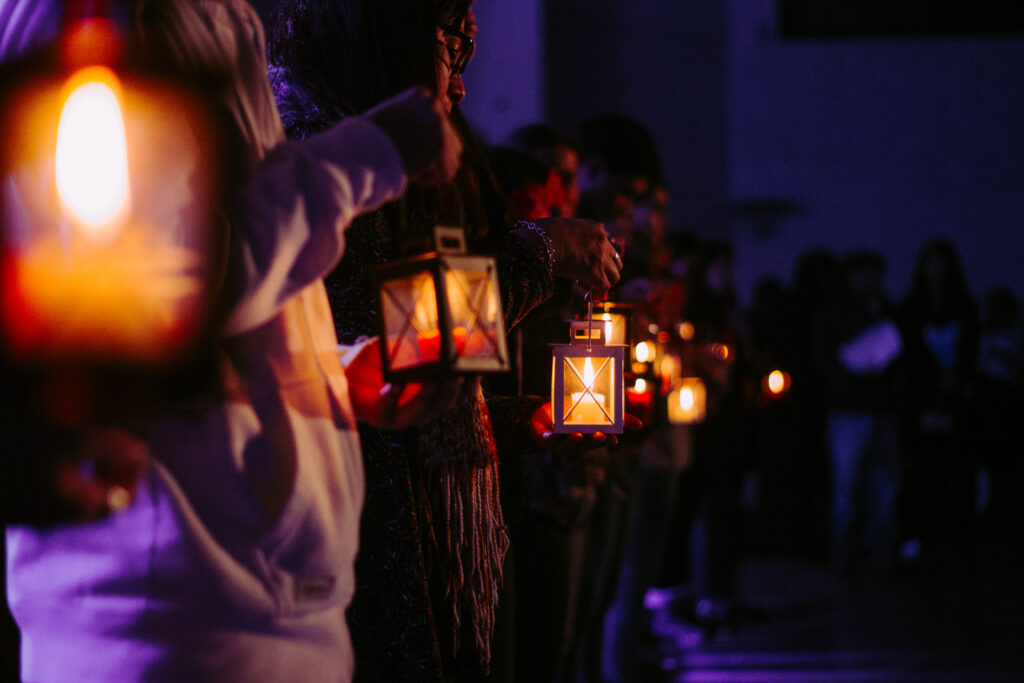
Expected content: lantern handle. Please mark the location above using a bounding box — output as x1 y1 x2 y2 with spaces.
585 288 593 351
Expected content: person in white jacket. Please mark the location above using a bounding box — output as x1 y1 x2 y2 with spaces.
5 0 463 680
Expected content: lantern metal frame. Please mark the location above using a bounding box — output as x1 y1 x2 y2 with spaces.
373 226 509 382
551 321 624 434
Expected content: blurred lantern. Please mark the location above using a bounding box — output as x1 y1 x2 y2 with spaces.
667 377 706 424
551 320 624 434
657 350 682 394
708 342 733 362
761 368 792 398
677 321 695 341
373 226 509 381
585 301 632 347
0 5 228 421
632 338 662 377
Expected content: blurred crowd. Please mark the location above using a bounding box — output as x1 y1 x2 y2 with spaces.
484 113 1024 681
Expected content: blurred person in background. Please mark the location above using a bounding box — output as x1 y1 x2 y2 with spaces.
813 250 905 583
974 286 1023 543
898 238 979 586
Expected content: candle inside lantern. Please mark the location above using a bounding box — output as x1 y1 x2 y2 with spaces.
56 67 130 238
2 66 212 362
625 376 653 424
568 356 608 425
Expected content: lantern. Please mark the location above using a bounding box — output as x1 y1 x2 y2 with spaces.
632 338 663 378
761 368 792 399
551 320 624 434
373 226 509 381
586 301 632 347
667 377 706 424
0 10 227 415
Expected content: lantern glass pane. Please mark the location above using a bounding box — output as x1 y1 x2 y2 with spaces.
445 266 502 360
561 355 615 426
380 271 440 371
0 73 220 362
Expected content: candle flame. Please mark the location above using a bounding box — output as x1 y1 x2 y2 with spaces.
583 356 595 389
56 66 129 239
767 369 789 394
634 377 646 393
680 387 694 411
635 341 650 363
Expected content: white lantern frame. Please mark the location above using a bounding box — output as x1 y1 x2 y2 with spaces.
373 226 509 381
551 321 624 434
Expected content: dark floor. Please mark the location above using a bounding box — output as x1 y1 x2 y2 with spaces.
641 538 1024 682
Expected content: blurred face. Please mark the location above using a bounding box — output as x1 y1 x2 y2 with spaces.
436 6 476 113
548 145 579 217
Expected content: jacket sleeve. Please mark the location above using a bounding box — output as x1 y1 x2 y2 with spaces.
223 117 407 335
494 223 557 331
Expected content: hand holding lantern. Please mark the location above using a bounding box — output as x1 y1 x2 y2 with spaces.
343 336 475 429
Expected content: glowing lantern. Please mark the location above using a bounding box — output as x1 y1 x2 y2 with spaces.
667 377 706 424
0 13 226 381
586 301 632 346
762 368 792 397
625 375 655 425
551 320 624 434
677 321 695 341
373 226 508 381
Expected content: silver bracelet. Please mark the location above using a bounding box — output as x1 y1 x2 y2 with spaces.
515 219 555 275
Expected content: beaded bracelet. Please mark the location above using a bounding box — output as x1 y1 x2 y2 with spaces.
514 219 555 276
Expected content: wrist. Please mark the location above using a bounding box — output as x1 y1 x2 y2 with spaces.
513 219 555 276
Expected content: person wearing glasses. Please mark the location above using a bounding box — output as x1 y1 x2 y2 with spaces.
268 1 624 680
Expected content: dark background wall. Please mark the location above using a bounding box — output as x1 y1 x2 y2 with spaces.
460 0 1024 307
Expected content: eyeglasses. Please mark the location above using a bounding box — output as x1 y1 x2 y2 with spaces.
439 25 474 77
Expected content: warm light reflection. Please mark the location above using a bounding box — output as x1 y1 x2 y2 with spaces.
635 341 651 363
602 313 612 343
56 67 129 238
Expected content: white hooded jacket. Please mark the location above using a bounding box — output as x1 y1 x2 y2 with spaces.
6 1 406 680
